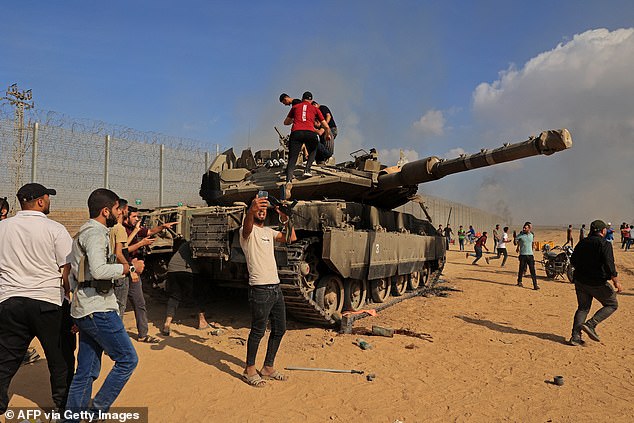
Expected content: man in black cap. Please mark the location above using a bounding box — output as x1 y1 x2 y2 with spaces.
568 219 622 346
0 183 74 415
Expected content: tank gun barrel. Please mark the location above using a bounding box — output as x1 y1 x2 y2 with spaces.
377 129 572 190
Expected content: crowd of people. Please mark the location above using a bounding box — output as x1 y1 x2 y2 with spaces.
0 179 299 420
452 219 622 346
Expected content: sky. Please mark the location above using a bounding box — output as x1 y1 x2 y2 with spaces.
2 0 634 226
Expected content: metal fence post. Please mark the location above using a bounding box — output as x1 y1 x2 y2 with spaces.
104 135 110 188
159 144 164 207
31 122 38 183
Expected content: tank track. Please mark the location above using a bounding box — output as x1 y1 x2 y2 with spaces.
278 237 444 327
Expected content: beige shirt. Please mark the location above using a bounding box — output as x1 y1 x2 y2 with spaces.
109 222 128 252
239 225 280 286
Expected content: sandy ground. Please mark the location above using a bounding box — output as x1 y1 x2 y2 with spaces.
5 228 634 423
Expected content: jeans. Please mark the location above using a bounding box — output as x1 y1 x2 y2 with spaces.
127 278 149 338
114 276 130 318
246 285 286 368
518 254 538 287
65 311 138 421
459 238 465 251
571 281 618 338
626 238 633 252
468 245 483 263
0 297 70 414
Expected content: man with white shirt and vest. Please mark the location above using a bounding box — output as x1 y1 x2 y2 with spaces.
0 183 73 416
239 193 296 387
65 189 144 421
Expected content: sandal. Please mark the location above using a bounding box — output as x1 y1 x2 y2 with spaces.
138 335 160 344
242 372 266 388
260 370 288 381
161 327 171 337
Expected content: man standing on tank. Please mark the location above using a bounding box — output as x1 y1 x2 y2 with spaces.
568 219 621 346
240 194 296 387
514 222 539 290
311 100 337 163
283 91 331 198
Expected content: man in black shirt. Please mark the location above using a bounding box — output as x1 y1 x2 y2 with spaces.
311 100 337 163
569 219 622 346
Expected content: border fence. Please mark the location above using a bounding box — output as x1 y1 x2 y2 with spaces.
0 106 223 212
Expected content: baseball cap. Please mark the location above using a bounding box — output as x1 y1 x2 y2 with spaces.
302 91 313 100
17 183 56 202
590 219 607 232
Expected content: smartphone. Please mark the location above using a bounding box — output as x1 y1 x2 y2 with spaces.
257 190 268 198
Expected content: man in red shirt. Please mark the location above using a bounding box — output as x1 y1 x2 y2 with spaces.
466 231 489 265
283 91 331 195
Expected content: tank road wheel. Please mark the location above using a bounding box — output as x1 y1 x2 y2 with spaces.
344 279 367 311
370 278 391 303
421 264 431 287
314 275 344 316
299 243 322 292
391 275 407 296
408 271 421 290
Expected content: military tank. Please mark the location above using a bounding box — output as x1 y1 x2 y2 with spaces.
191 129 572 325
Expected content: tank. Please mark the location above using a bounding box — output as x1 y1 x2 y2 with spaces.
188 129 572 325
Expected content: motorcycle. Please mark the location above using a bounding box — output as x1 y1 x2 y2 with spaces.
541 244 574 282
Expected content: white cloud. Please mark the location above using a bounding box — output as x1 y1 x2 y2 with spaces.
463 27 634 225
412 109 446 136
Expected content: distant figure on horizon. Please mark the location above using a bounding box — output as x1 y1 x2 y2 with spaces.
466 231 488 265
579 224 586 243
563 224 574 248
514 222 539 290
467 225 476 244
457 225 466 251
443 224 453 250
486 226 509 267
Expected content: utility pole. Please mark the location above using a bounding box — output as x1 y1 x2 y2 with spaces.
1 84 34 212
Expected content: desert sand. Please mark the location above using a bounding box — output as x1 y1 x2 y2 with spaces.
5 228 634 422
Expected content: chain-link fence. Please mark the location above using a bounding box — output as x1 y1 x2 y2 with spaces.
0 106 223 211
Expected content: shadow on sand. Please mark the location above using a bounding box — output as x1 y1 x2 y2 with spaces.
456 315 568 345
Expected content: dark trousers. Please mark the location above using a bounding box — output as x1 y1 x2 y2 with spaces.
518 254 538 287
0 297 70 413
459 238 465 251
114 276 130 318
166 272 204 318
488 247 508 266
468 245 483 263
246 285 286 368
127 278 149 339
571 281 618 337
285 130 318 182
60 299 77 389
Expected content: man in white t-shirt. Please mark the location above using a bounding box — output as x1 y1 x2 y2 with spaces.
486 226 509 267
0 183 73 415
239 194 296 387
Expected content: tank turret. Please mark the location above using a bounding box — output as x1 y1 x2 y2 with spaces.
200 129 572 209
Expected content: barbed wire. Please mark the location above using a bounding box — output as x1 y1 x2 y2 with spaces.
0 104 225 211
